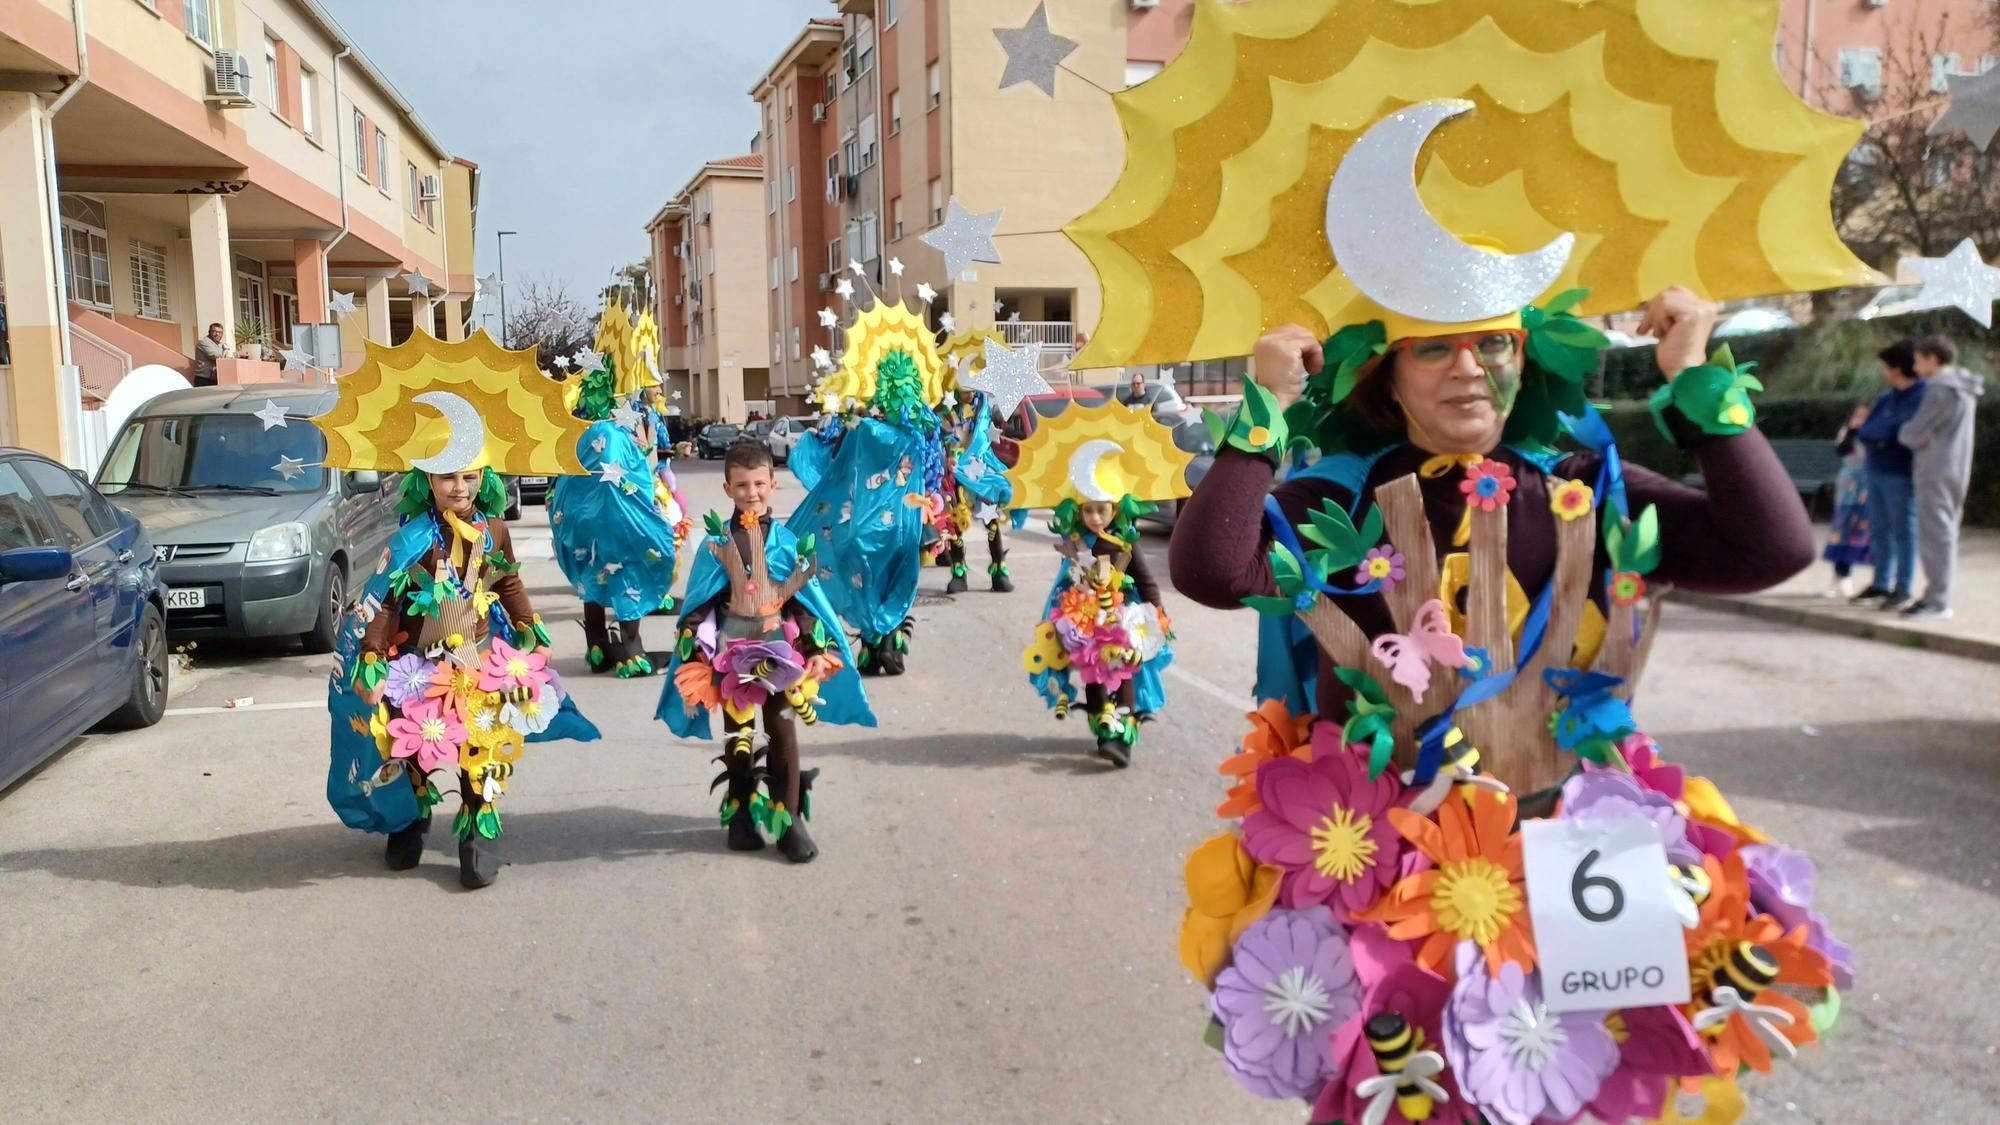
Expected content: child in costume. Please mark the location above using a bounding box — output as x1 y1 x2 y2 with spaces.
318 331 599 889
1010 400 1190 767
1821 403 1873 599
935 389 1016 593
1057 1 1866 1118
656 442 875 863
549 304 685 677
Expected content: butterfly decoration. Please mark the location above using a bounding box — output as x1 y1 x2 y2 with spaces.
1543 667 1636 761
1368 599 1471 702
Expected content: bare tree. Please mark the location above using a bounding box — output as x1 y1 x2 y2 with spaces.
503 275 593 365
599 259 654 316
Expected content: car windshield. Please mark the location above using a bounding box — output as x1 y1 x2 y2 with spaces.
97 413 328 495
708 425 740 438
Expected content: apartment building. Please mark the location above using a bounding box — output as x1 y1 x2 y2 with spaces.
751 18 844 413
1776 0 1998 104
0 0 477 464
644 155 772 424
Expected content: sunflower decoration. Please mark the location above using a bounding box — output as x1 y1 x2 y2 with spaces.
1360 788 1536 977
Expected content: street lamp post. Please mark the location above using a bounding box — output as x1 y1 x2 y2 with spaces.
496 229 517 343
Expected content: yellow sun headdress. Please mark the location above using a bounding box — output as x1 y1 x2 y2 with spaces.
1006 400 1194 510
814 299 949 421
313 330 588 475
1065 0 1879 367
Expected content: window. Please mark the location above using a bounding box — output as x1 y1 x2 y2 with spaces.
1838 48 1883 97
857 45 874 77
59 196 111 308
770 256 780 290
860 212 879 261
264 36 280 109
785 165 797 202
374 129 389 191
824 75 837 106
791 326 801 360
785 83 795 120
1932 53 1963 93
184 0 214 46
131 239 170 320
1124 60 1164 88
353 111 368 177
928 62 941 110
889 89 902 135
0 463 59 552
767 178 777 214
788 245 800 282
928 177 943 225
891 196 904 242
843 134 859 173
272 291 299 344
885 0 898 27
772 331 783 362
18 460 114 547
860 115 877 169
235 255 268 329
299 65 317 139
408 164 423 218
827 238 843 277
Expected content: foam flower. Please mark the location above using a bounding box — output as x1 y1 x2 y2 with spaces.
1549 478 1595 521
1069 622 1136 690
1609 570 1647 607
1178 833 1283 989
1243 732 1405 920
715 637 806 711
501 693 554 736
1459 461 1516 511
1681 853 1832 1077
1680 774 1769 848
1617 733 1684 800
1021 621 1068 674
1317 933 1476 1125
1210 906 1363 1101
1217 700 1316 819
382 653 438 709
1741 844 1855 990
1583 1004 1713 1124
1442 941 1618 1125
1354 546 1406 592
674 657 721 711
424 659 481 714
385 696 466 772
478 637 551 695
1361 790 1536 977
1560 765 1695 862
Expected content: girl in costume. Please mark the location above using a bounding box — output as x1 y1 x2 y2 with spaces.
319 331 599 889
1821 403 1873 599
936 390 1016 593
1057 1 1867 1118
657 442 875 863
1010 400 1190 767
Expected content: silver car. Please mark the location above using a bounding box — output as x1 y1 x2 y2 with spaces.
95 386 400 652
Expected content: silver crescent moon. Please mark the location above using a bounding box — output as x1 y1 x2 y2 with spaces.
1325 98 1573 327
1066 439 1123 502
408 390 487 473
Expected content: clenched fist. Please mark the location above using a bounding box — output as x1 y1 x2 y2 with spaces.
1636 287 1718 382
1249 325 1324 410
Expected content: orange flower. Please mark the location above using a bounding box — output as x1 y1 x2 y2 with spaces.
674 658 721 710
1681 853 1831 1078
1359 789 1536 977
1216 699 1316 818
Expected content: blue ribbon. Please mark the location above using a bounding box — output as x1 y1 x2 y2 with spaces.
1411 577 1557 784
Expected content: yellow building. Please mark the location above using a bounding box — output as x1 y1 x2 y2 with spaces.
644 154 772 424
0 0 478 464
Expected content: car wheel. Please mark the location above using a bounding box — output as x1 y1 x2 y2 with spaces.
505 499 522 521
300 563 346 655
106 603 169 729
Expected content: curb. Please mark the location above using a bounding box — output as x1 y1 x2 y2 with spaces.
1671 591 2000 664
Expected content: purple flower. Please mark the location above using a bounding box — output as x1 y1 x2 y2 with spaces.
1559 766 1696 863
715 638 806 711
1742 843 1856 989
1051 615 1089 652
1442 941 1618 1125
1353 546 1407 592
1210 906 1363 1101
382 653 438 709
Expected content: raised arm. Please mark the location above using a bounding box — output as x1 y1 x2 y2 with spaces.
1124 539 1165 606
1621 431 1815 594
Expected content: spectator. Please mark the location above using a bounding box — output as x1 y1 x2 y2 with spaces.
1820 402 1873 599
192 323 228 386
1896 335 1985 621
1849 340 1925 610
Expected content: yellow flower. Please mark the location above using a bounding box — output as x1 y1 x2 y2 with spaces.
1680 775 1769 845
1178 833 1282 989
1655 1074 1746 1125
1549 479 1594 522
1723 403 1750 427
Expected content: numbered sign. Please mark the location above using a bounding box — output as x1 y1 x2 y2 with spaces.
1520 816 1690 1014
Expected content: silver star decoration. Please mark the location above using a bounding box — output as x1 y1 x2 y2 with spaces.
940 312 957 333
272 455 306 481
1901 238 2000 328
1007 310 1022 323
916 282 937 304
554 355 571 370
253 400 290 430
835 276 856 301
963 338 1051 417
611 404 643 430
1929 67 2000 152
401 271 434 297
993 2 1077 98
920 198 1003 280
889 257 905 277
278 346 314 372
811 345 833 370
973 499 1003 524
818 307 840 328
591 436 607 453
993 300 1007 315
327 290 358 316
477 272 503 299
848 259 866 277
573 347 604 372
671 390 684 400
598 461 627 486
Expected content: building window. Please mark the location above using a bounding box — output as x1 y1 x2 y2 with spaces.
860 115 877 169
860 212 879 261
885 0 898 27
408 164 423 218
889 89 902 135
1932 53 1963 93
1838 47 1883 97
785 83 795 120
375 129 389 192
857 45 874 77
785 165 797 201
928 62 941 110
770 256 780 290
184 0 214 46
789 245 800 282
843 134 859 173
891 196 904 242
929 177 943 225
353 111 368 177
235 255 268 329
791 326 801 360
824 75 837 106
827 237 843 277
272 291 299 344
59 196 112 309
767 179 777 214
264 35 280 110
131 239 170 320
1124 60 1163 89
300 65 317 139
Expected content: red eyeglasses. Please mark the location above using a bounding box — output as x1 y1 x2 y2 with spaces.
1391 329 1528 372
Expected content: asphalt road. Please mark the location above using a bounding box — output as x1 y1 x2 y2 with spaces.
2 458 1995 1124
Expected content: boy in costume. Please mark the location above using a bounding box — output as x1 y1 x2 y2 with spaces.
1056 0 1869 1118
318 331 599 889
935 386 1017 594
1011 400 1189 767
656 442 875 863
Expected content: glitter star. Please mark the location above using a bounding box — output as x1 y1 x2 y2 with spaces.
916 282 937 304
253 400 290 430
818 307 840 328
553 355 572 370
811 345 833 370
962 338 1052 417
848 259 866 277
327 290 358 316
611 404 643 430
1929 66 2000 152
272 455 307 481
920 198 1003 280
1901 238 2000 328
598 461 628 486
939 312 957 333
835 276 856 301
889 257 905 277
400 271 434 297
572 348 604 372
278 345 314 372
993 2 1077 98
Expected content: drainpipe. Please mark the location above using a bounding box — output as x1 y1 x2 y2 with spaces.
320 47 352 304
42 0 88 464
1801 0 1817 107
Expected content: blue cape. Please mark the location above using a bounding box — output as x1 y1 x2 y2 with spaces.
953 402 1012 506
786 417 925 640
654 517 876 737
549 419 680 621
790 424 833 491
324 518 600 835
1031 533 1170 714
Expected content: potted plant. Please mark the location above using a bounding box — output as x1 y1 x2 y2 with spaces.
235 318 271 361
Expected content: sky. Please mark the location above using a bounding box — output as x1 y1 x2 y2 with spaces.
320 0 833 312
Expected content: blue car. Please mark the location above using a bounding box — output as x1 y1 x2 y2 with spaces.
0 447 169 792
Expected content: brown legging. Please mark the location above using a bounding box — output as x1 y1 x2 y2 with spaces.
722 698 802 814
582 601 643 656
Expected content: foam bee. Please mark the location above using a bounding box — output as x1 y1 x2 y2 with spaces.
787 685 820 726
1361 1011 1447 1123
1696 941 1779 1028
1053 693 1071 720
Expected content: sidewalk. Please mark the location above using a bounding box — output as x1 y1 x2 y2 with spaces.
1673 524 2000 663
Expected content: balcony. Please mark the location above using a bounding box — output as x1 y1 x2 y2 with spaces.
999 321 1075 356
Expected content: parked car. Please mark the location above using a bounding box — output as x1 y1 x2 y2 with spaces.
512 474 550 509
1 447 169 791
94 386 401 653
1137 415 1217 530
766 416 817 463
695 423 742 459
993 386 1112 467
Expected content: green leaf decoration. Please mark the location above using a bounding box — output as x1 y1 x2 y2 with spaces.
1710 343 1737 370
1602 506 1628 570
1269 547 1305 597
475 805 501 840
765 803 794 840
1628 504 1662 575
1356 504 1384 557
1541 288 1589 316
798 532 817 558
1202 1016 1226 1052
703 511 728 539
1243 594 1304 617
1303 500 1361 558
484 551 521 577
452 807 473 842
1202 407 1227 450
417 781 443 813
1333 665 1387 705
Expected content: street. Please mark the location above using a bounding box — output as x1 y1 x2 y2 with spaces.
2 457 1997 1124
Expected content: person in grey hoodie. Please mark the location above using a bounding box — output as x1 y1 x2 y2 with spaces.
1897 335 1985 620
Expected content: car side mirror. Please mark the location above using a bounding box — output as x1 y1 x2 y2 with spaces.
0 546 76 584
347 470 382 494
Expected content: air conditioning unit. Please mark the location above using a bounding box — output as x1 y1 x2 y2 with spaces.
210 50 255 107
419 175 442 201
1130 0 1159 9
817 272 833 291
842 174 859 197
811 102 827 123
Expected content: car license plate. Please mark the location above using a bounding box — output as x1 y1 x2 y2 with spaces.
166 587 206 610
522 477 548 485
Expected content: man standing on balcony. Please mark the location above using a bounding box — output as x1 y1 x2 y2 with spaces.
192 323 227 387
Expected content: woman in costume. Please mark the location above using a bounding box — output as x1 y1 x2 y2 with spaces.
319 331 598 889
1057 1 1868 1118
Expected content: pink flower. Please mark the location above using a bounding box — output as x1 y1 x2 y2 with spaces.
1617 733 1683 800
478 638 551 695
1071 622 1137 691
1581 1005 1713 1124
1353 546 1406 592
1318 948 1477 1125
1243 728 1405 920
1459 461 1516 512
385 696 467 772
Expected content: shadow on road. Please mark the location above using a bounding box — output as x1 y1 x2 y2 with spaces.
0 805 718 894
816 730 1141 777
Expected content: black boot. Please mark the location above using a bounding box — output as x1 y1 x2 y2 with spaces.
583 612 612 674
457 806 502 889
990 565 1014 593
384 814 429 871
988 524 1013 592
711 744 766 852
768 764 819 864
944 565 969 595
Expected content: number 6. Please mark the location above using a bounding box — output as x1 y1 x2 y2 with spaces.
1571 849 1624 923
